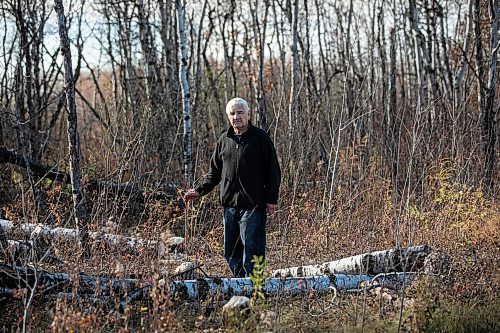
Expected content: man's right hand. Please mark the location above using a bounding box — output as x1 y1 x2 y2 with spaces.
183 189 200 202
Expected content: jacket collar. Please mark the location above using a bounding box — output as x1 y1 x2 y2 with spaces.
226 123 254 138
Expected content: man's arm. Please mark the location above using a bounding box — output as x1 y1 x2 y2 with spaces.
184 139 223 202
264 135 281 213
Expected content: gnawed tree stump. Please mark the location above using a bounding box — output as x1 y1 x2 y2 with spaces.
222 296 251 325
423 251 450 275
0 219 183 257
271 245 431 277
172 262 198 280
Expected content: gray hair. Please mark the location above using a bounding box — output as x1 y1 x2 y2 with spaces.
226 97 249 113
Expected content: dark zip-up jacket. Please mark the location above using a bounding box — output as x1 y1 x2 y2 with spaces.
196 124 281 209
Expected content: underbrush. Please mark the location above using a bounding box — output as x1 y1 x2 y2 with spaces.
0 162 499 332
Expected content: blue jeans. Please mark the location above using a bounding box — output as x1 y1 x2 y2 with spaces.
223 207 267 277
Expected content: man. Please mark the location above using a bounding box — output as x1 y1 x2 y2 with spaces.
184 97 281 277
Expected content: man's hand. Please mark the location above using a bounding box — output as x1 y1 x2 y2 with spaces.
183 189 200 202
266 203 278 215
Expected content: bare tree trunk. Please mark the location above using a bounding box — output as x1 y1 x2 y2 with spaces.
177 0 193 183
137 0 158 105
424 0 440 128
54 0 89 257
454 0 474 159
474 0 486 126
483 0 499 192
218 0 237 102
437 3 454 104
288 0 299 137
192 0 209 117
377 1 388 175
388 27 398 190
250 0 270 130
454 0 474 110
409 0 429 115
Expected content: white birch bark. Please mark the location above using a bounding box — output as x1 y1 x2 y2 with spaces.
271 246 431 277
177 0 193 183
145 273 411 302
0 263 412 304
0 219 183 257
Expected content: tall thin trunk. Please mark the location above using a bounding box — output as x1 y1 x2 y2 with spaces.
288 0 299 136
483 0 499 192
453 0 474 159
54 0 89 257
454 0 474 110
177 0 193 183
474 0 486 120
437 2 454 103
409 0 428 114
388 27 398 190
137 0 158 105
192 0 209 116
14 55 38 221
250 0 269 130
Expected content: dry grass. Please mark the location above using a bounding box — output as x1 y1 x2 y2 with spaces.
0 160 499 332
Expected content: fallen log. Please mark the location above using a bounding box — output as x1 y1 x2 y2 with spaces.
168 273 411 300
0 148 178 202
0 263 146 296
4 240 65 265
0 219 183 257
0 147 70 182
0 262 413 305
271 245 431 277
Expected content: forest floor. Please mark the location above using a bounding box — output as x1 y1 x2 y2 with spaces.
0 169 499 332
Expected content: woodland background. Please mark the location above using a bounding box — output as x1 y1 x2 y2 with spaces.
0 0 499 331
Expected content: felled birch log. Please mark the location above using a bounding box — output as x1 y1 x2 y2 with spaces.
0 263 146 296
0 219 183 257
168 273 412 300
0 263 412 304
271 245 431 277
4 240 65 265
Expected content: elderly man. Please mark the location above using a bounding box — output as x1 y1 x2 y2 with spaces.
184 97 281 277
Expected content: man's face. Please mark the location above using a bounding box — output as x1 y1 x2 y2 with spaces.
226 104 250 132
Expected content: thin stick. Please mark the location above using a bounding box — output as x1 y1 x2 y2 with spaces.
184 201 189 256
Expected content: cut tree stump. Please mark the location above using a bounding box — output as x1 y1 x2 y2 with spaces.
222 296 251 325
